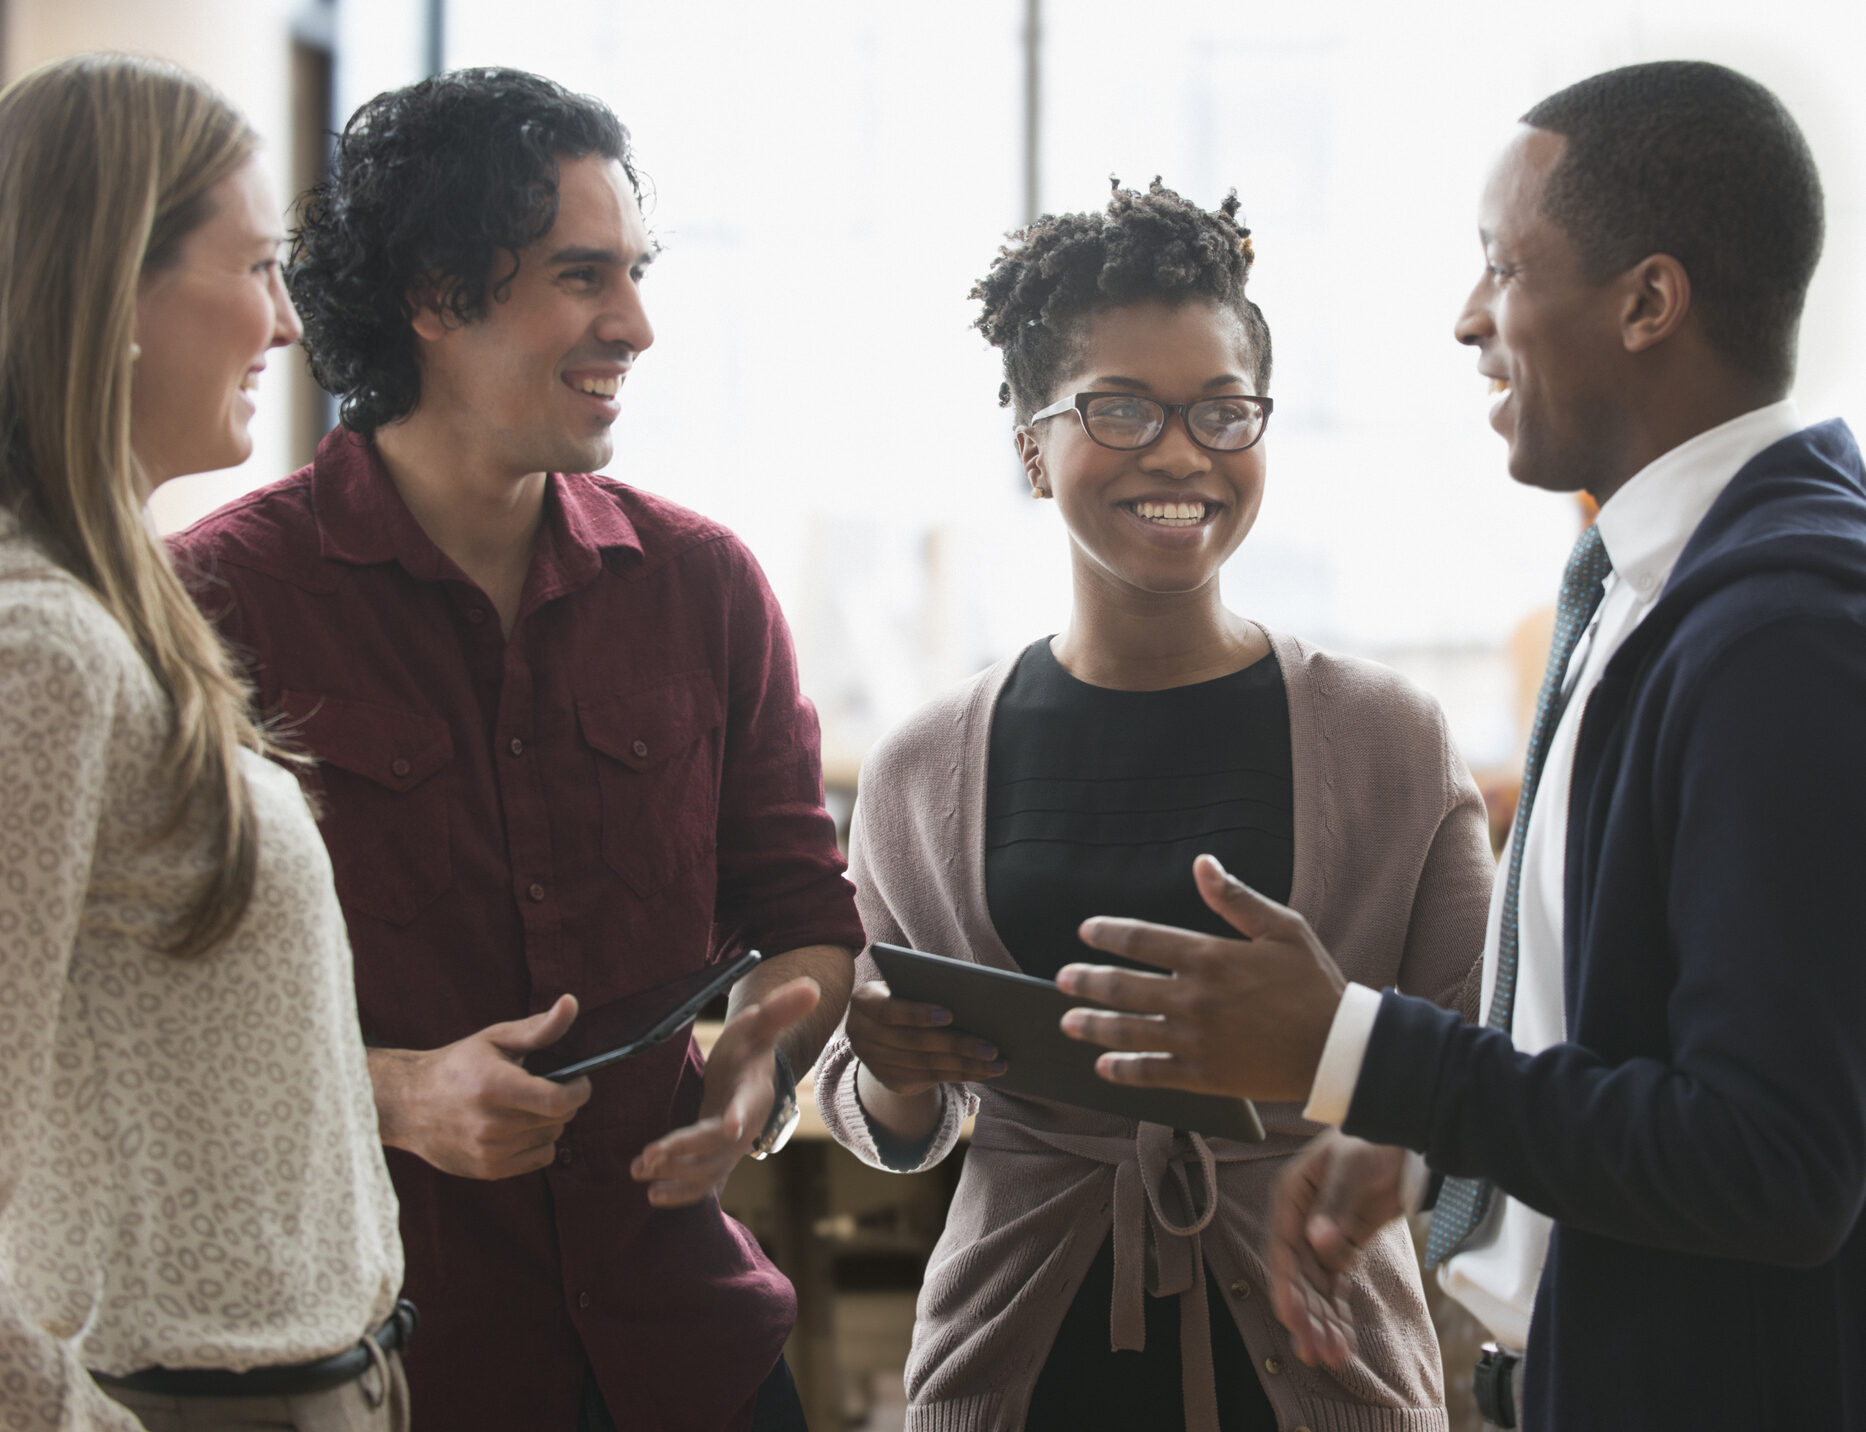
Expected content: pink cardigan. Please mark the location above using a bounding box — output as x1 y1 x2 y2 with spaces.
814 631 1494 1432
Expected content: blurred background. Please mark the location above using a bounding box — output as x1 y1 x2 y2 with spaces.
12 0 1861 806
7 0 1859 1425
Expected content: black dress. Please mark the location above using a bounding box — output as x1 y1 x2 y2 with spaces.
984 638 1293 1432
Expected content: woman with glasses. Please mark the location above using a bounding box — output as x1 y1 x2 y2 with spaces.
813 180 1492 1431
0 56 406 1431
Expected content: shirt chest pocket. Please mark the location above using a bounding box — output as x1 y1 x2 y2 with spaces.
576 671 723 900
281 691 455 927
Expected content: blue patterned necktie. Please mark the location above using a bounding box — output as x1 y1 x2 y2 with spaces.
1424 522 1614 1269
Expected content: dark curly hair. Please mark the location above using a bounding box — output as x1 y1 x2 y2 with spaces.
971 178 1271 422
1523 61 1822 393
288 68 637 434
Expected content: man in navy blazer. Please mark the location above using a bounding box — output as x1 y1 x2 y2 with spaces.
1050 61 1866 1429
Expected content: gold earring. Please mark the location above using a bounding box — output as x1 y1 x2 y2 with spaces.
1031 484 1046 499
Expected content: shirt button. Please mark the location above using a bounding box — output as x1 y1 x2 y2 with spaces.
1229 1279 1251 1298
466 608 486 624
1264 1357 1282 1376
631 739 648 758
556 1144 572 1166
578 1292 590 1309
509 736 525 756
528 883 546 902
391 758 410 778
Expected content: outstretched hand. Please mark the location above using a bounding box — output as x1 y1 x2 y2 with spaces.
630 976 821 1208
1056 854 1347 1103
1268 1130 1409 1366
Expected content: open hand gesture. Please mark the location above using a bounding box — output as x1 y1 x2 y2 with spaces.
630 977 821 1207
1268 1130 1409 1366
1056 853 1347 1103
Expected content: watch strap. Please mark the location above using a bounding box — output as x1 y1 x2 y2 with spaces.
749 1047 800 1159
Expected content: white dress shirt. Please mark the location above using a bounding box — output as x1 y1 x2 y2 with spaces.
1303 399 1803 1348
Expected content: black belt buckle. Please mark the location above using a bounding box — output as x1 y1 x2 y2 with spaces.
1473 1342 1520 1429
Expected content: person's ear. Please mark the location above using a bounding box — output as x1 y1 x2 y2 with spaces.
407 276 450 344
1014 426 1049 499
1620 254 1691 355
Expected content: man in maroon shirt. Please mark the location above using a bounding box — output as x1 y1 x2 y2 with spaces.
172 69 860 1432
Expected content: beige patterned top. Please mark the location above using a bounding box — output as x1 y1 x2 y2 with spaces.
0 516 401 1432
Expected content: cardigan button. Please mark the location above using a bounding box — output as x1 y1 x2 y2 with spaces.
1229 1279 1250 1297
528 883 547 902
391 758 410 778
632 739 649 758
1264 1357 1282 1376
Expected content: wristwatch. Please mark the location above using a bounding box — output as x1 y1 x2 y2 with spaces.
748 1047 800 1160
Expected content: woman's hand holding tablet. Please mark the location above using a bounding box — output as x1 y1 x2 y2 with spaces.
846 981 1009 1097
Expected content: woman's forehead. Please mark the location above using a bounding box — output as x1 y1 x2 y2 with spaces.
1071 300 1255 385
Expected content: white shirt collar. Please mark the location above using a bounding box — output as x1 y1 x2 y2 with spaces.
1593 399 1802 601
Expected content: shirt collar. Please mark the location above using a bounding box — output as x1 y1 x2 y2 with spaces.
1594 399 1802 603
311 429 436 571
311 430 643 582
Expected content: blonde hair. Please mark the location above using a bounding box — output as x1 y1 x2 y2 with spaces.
0 54 280 957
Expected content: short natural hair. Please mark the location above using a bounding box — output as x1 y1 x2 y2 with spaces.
0 53 279 957
1522 60 1823 392
971 177 1271 422
289 67 637 434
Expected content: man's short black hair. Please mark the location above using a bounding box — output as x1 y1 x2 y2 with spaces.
971 177 1271 422
1522 61 1823 393
289 67 637 434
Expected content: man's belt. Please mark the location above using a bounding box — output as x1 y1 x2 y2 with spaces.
93 1299 417 1400
1473 1342 1521 1429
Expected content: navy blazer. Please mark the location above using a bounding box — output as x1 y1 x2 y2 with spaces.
1346 420 1866 1430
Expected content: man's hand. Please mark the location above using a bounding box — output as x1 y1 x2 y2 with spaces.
1269 1131 1409 1366
369 994 593 1180
1056 853 1347 1102
631 976 821 1208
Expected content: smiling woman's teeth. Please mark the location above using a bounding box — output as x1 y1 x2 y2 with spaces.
1489 378 1511 394
573 376 619 397
1134 500 1206 526
239 373 259 392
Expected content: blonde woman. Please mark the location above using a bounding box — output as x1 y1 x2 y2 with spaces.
0 55 406 1432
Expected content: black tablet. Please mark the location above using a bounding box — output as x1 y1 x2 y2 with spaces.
870 943 1265 1142
533 950 764 1082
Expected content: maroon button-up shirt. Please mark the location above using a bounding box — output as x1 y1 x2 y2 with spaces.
172 430 863 1432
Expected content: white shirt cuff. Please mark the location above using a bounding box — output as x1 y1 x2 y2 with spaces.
1301 982 1384 1126
1398 1150 1433 1216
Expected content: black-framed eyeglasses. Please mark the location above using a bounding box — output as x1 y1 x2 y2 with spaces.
1028 391 1274 453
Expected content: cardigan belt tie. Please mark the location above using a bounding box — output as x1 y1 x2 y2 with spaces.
1017 1120 1248 1432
